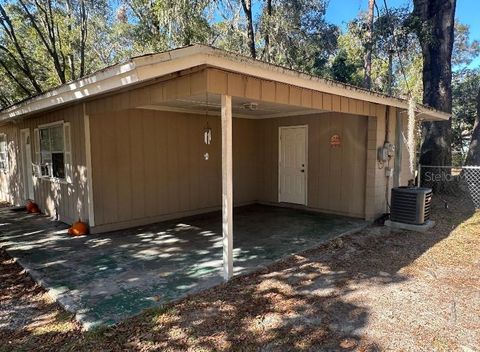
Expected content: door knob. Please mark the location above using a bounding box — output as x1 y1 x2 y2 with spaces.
301 169 305 173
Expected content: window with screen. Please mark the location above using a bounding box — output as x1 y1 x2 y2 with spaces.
38 124 66 179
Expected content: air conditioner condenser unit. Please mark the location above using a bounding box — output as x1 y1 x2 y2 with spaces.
390 187 432 225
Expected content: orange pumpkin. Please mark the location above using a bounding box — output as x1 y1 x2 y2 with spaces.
25 200 35 213
68 219 89 236
29 204 40 214
26 201 40 214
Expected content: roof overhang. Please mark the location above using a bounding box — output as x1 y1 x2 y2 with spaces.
0 45 450 122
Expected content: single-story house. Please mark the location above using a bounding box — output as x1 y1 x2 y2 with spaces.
0 45 449 279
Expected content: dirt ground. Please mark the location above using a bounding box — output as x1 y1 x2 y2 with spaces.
1 198 479 352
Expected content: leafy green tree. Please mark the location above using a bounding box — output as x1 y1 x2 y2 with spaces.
452 22 480 67
329 49 361 84
258 0 338 75
120 0 167 52
212 0 338 75
121 0 213 51
152 0 213 47
0 0 113 107
340 6 418 96
240 0 256 58
465 88 480 165
452 69 480 163
412 0 456 168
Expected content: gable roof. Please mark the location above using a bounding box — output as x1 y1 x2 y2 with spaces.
0 44 450 122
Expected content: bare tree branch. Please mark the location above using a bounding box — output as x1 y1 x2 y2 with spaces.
240 0 256 58
0 4 43 93
19 0 67 83
0 58 33 96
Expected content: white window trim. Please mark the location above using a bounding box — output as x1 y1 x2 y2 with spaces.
37 120 65 129
0 133 7 173
39 177 69 185
35 120 71 184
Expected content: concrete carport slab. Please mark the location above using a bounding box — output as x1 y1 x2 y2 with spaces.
0 204 367 329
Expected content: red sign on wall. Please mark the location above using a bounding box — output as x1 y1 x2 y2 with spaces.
330 134 341 147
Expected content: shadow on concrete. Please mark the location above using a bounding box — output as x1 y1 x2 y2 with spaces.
0 204 366 328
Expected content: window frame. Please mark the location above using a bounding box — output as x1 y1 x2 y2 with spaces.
35 121 71 184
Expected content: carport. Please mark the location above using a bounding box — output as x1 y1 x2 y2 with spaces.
0 205 366 327
89 87 369 281
85 56 393 281
0 45 450 322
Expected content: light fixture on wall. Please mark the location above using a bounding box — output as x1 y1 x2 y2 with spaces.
242 102 258 111
204 124 212 145
203 93 211 160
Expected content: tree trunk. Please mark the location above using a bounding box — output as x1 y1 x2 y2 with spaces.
241 0 256 59
465 89 480 165
363 0 374 89
262 0 272 61
66 0 75 80
79 0 87 77
413 0 456 167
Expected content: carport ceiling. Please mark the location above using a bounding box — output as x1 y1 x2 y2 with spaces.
138 93 326 119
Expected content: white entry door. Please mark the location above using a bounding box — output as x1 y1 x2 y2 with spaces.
279 126 307 205
20 129 34 200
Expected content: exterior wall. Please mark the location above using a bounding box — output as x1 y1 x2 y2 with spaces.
384 107 397 209
83 67 380 118
364 105 398 220
85 69 208 116
0 123 22 204
205 68 401 221
89 109 260 232
258 112 368 218
0 104 88 224
89 108 367 232
1 67 410 230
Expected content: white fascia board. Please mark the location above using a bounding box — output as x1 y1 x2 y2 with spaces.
1 62 138 121
0 47 208 122
135 52 208 80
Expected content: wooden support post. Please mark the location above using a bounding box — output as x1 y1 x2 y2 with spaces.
221 94 233 281
83 103 95 227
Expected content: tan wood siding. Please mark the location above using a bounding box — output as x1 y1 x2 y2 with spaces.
0 123 22 204
364 105 398 220
0 66 420 230
257 112 368 218
0 104 88 224
85 69 208 115
83 68 377 118
206 68 377 116
89 109 259 230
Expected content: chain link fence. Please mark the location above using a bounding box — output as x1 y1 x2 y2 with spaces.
419 165 480 212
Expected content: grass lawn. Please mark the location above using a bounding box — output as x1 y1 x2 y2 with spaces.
1 199 479 351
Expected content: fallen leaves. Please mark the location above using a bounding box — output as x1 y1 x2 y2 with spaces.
1 201 479 351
